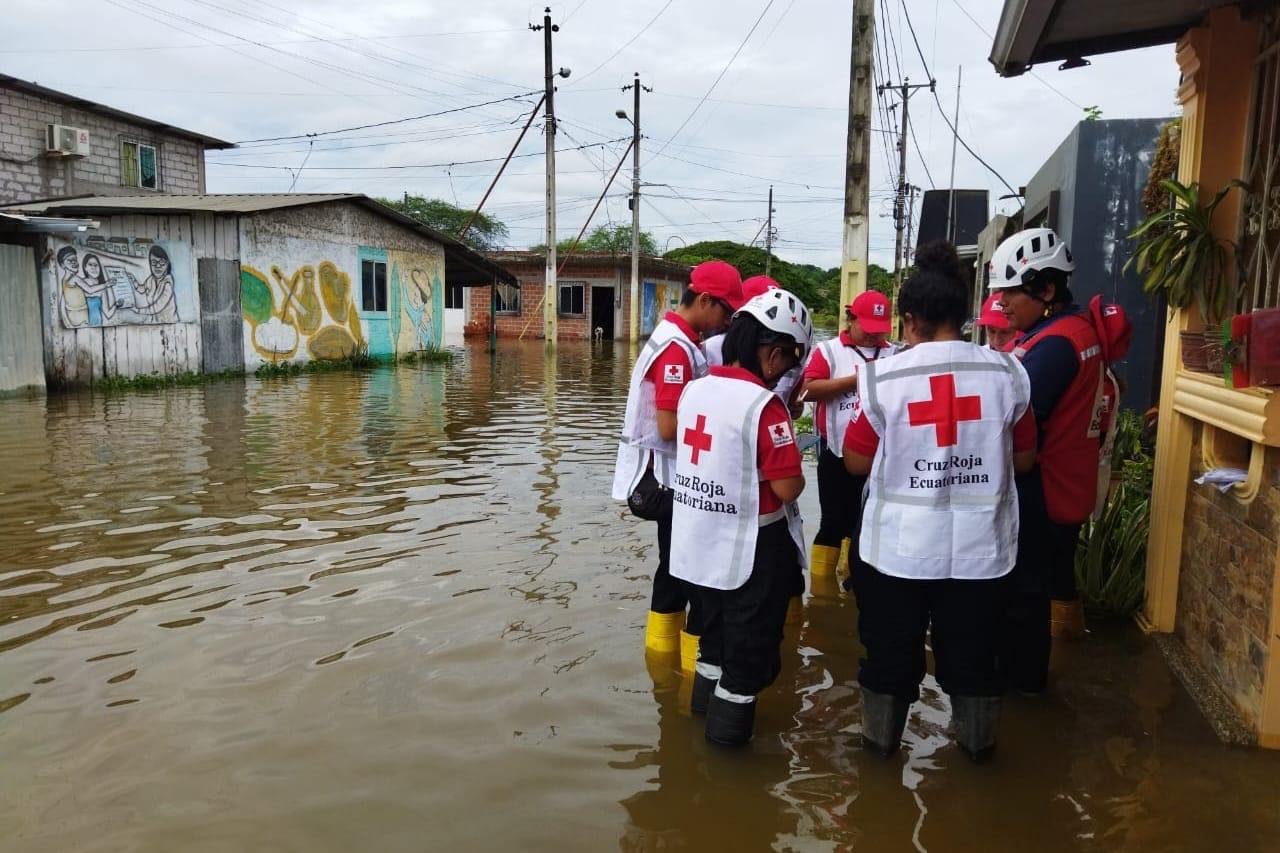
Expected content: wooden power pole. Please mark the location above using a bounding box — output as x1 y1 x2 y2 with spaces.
840 0 875 309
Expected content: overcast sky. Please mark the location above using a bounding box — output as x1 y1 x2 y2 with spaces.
5 0 1179 269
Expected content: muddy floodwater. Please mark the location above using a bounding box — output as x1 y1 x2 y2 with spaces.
2 340 1279 852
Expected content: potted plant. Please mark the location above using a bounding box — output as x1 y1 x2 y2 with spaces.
1126 178 1244 373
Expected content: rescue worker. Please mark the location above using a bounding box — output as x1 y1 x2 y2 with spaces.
669 288 814 746
800 290 894 583
988 227 1103 691
976 293 1018 352
842 242 1037 761
613 260 746 663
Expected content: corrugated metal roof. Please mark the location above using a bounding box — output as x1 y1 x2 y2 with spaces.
0 74 235 149
0 211 98 233
1 193 360 215
3 193 515 286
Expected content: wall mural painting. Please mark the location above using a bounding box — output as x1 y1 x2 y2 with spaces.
49 235 196 329
240 261 366 362
388 250 445 354
642 280 682 335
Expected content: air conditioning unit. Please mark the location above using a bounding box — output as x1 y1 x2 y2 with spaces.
45 124 91 158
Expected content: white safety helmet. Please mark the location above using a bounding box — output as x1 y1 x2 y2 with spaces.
736 288 815 360
988 227 1075 291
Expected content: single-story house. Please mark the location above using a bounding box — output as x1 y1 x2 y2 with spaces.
0 193 514 387
468 252 692 341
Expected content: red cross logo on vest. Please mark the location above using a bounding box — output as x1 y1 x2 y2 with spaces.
683 414 713 464
907 374 982 448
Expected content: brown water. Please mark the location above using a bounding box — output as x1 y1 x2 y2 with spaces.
2 340 1278 853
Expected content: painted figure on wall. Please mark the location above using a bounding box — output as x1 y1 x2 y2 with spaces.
49 236 195 329
135 246 180 324
388 250 444 354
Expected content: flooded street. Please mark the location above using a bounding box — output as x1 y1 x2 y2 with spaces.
2 340 1279 852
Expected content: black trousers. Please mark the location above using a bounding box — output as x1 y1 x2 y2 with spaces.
816 441 868 548
652 489 703 633
857 564 1005 702
1000 465 1087 691
697 520 800 697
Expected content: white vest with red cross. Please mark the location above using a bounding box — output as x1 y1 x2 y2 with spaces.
612 319 708 500
812 338 891 458
856 340 1031 580
668 374 806 590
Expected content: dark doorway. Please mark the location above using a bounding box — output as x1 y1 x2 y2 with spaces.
591 286 615 340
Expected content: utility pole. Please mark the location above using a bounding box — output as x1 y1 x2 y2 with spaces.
904 183 920 269
840 0 875 308
620 73 650 343
531 8 569 347
945 66 962 243
765 185 774 276
879 78 934 294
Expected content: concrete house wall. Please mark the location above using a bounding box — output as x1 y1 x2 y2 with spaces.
237 202 446 368
0 86 208 204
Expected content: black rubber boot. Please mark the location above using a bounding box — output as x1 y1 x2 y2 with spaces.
951 695 1002 763
691 667 718 716
860 687 910 757
704 691 756 747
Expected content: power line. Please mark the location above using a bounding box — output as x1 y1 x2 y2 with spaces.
897 0 1019 199
647 150 842 191
207 136 631 171
645 0 776 165
571 0 677 87
0 29 524 53
233 93 540 144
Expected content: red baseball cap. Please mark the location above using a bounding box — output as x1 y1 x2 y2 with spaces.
741 275 780 302
976 293 1011 330
848 291 892 334
690 260 745 310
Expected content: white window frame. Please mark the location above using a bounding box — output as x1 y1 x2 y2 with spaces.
558 280 586 317
120 138 161 191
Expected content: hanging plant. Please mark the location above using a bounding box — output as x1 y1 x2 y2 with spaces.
1142 119 1182 218
1125 178 1244 326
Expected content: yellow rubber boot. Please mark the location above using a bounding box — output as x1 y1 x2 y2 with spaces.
1050 600 1086 641
838 537 851 573
811 543 840 578
645 610 685 654
679 630 700 673
785 595 804 627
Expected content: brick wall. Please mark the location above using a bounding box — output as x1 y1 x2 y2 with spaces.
0 87 207 204
1177 429 1280 729
467 261 677 340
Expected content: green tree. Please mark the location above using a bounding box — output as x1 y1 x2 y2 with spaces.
662 240 840 317
378 194 510 251
532 225 659 256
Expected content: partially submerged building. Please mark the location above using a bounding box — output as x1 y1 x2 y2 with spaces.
0 194 513 388
467 252 691 341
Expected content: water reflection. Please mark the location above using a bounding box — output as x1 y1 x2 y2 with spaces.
1 340 1278 852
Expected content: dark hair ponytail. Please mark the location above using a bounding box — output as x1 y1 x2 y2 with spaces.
898 240 969 335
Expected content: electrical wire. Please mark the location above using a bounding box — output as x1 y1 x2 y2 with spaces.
897 0 1019 199
645 0 776 165
571 0 677 87
233 93 540 144
207 136 631 171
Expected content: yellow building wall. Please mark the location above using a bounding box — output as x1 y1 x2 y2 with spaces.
1144 5 1280 746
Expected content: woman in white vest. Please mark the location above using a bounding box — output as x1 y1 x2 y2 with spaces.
800 290 894 584
613 261 746 664
842 242 1037 762
669 288 814 746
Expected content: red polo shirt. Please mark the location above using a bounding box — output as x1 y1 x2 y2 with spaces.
645 312 700 411
802 330 889 438
709 365 803 514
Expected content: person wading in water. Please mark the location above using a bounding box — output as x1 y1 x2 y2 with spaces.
843 241 1037 761
670 288 813 746
613 261 745 669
